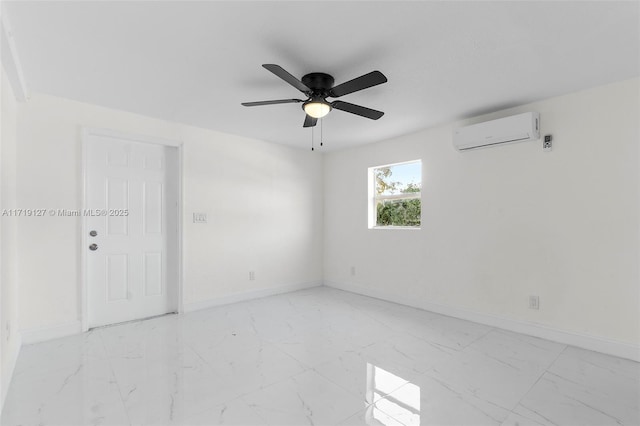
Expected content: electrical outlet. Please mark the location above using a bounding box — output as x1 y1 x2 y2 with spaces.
350 266 356 276
193 213 207 223
249 271 255 281
529 295 540 310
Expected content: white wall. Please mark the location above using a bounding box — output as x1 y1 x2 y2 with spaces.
324 78 640 355
15 93 323 332
0 66 21 409
6 76 639 365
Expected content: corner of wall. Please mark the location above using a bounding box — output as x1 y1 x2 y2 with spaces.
0 331 21 413
0 61 23 414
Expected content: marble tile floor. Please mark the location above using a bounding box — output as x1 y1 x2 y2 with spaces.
2 287 638 426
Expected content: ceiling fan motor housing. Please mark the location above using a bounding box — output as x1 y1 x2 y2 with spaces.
301 72 335 93
301 73 334 115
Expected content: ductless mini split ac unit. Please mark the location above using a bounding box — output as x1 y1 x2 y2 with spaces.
453 112 540 151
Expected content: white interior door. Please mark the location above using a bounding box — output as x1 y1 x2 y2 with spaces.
85 133 179 328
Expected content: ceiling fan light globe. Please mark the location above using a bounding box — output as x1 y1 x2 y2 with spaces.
304 102 331 119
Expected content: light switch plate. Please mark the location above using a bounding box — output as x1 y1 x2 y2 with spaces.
193 212 207 223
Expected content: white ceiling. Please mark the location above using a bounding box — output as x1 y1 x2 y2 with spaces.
4 1 639 151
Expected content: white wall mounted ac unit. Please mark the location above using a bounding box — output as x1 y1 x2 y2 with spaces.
453 112 540 151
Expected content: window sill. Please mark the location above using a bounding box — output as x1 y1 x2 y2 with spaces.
370 226 421 230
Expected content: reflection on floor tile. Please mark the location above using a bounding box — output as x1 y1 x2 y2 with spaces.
2 287 638 425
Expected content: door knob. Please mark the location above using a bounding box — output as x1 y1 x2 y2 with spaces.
89 230 98 237
89 243 98 251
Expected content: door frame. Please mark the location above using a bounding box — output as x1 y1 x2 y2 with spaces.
80 127 184 332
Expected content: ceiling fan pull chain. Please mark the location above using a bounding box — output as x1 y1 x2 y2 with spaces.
311 125 315 151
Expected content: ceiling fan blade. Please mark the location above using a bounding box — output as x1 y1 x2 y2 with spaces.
331 100 384 120
241 99 303 107
262 64 310 93
303 114 318 128
329 71 387 98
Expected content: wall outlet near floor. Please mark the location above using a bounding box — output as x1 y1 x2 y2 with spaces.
249 271 255 281
529 295 540 310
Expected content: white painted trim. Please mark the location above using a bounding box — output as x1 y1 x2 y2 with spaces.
20 283 320 344
81 131 89 332
0 6 28 101
80 127 184 331
20 321 82 345
177 145 185 314
183 281 323 313
324 280 640 362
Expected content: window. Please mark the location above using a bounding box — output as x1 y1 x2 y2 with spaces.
369 160 422 228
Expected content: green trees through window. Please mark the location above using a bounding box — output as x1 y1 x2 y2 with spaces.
373 161 421 227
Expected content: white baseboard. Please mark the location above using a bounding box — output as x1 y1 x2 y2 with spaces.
20 320 82 345
18 282 322 344
16 281 637 362
183 281 323 313
324 280 640 362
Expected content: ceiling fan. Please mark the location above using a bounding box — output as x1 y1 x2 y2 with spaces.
242 64 388 128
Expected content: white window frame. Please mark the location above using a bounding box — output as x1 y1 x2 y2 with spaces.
368 160 422 229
